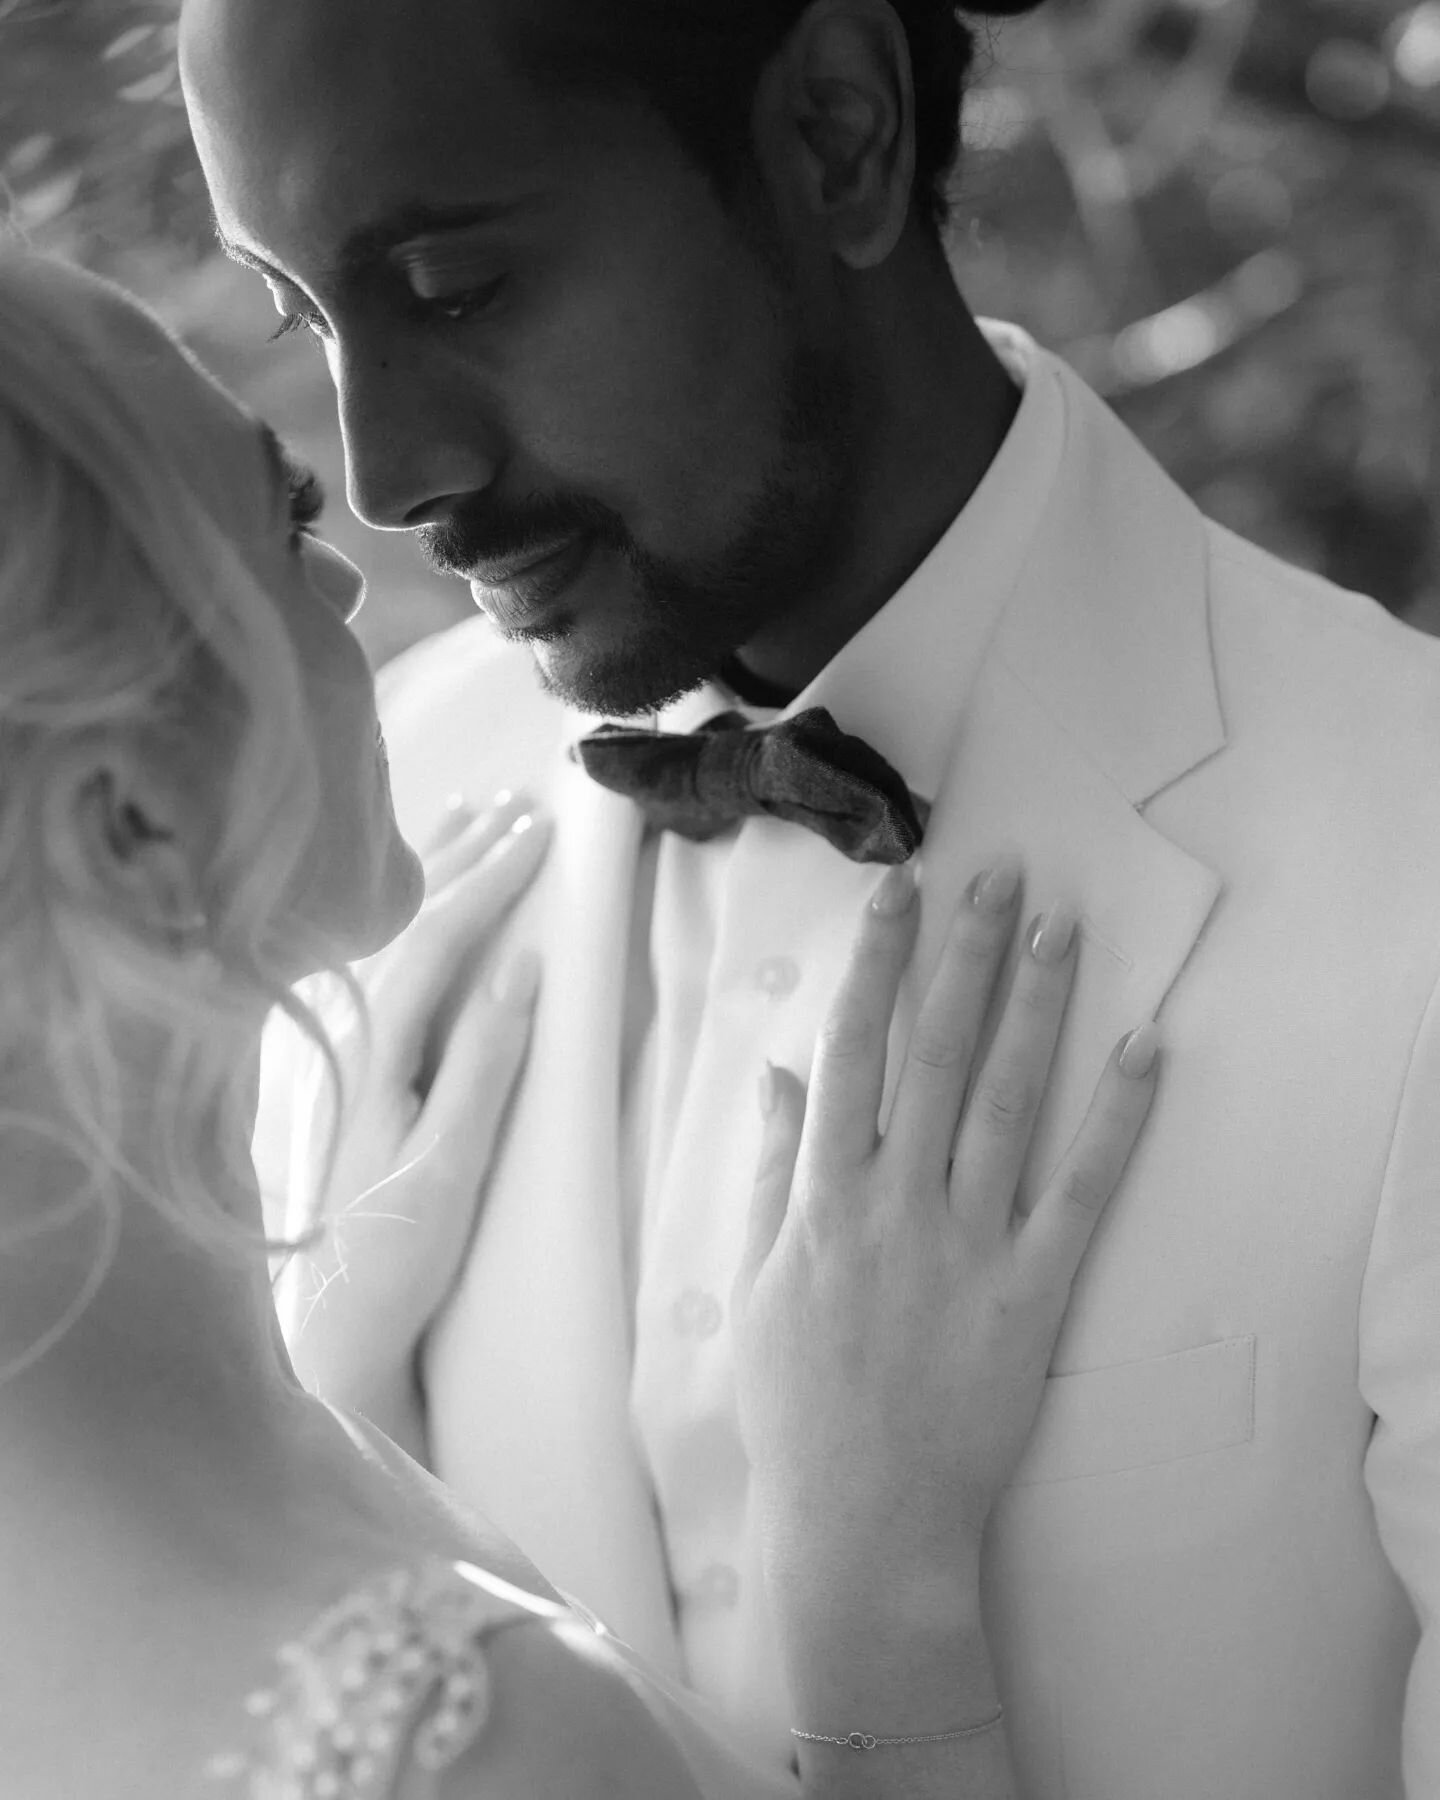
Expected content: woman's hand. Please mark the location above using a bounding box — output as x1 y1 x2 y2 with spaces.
733 859 1158 1649
278 792 550 1452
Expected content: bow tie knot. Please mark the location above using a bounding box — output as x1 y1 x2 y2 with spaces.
573 706 927 865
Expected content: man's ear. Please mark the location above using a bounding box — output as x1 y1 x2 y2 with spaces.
757 0 917 270
68 760 208 950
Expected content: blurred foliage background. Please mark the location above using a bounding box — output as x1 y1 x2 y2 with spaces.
2 0 1437 666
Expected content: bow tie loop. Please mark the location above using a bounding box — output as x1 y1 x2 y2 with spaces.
573 706 927 865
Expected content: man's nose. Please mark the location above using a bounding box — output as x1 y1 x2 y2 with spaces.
335 348 501 531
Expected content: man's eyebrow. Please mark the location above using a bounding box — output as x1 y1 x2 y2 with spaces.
214 198 533 287
215 224 280 279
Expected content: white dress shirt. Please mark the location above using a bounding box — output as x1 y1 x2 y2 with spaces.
619 326 1065 1734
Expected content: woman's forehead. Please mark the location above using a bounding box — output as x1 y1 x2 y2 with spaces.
0 255 268 533
85 284 270 526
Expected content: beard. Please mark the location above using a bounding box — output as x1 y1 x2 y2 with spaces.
418 334 858 718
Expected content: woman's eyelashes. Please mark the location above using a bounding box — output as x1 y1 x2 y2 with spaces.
287 464 326 545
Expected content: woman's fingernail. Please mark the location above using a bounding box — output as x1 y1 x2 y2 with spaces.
870 864 916 916
508 810 538 838
1028 905 1077 964
493 946 541 1007
758 1062 778 1118
1118 1023 1160 1079
445 790 471 814
966 857 1022 914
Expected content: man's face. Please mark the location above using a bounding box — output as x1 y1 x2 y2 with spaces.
182 0 858 715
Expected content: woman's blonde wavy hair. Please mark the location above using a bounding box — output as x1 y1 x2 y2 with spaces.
0 249 351 1350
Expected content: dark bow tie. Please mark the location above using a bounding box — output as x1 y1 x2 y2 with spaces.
572 707 927 864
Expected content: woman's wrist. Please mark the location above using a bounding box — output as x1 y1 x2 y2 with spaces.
767 1546 997 1743
781 1609 1000 1744
757 1497 987 1645
775 1568 986 1656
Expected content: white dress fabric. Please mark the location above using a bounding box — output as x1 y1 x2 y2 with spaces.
203 1555 801 1799
203 1559 551 1799
200 1411 800 1800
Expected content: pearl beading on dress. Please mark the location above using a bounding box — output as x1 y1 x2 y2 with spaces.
204 1560 543 1799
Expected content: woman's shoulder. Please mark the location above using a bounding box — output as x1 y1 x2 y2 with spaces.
202 1556 565 1798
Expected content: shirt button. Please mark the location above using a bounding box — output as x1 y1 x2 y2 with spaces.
754 955 801 999
692 1563 740 1607
671 1288 723 1339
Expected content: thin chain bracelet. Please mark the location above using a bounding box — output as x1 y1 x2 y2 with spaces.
792 1707 1005 1752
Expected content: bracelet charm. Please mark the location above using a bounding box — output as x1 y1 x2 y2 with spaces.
791 1706 1005 1752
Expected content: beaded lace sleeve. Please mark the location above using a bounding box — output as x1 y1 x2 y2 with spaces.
203 1558 565 1799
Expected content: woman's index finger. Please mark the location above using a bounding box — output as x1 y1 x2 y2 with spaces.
805 866 919 1179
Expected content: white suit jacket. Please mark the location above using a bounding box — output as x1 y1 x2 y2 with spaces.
359 336 1440 1798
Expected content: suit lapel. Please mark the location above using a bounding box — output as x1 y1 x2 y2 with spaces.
894 363 1227 1293
904 659 1223 1229
995 353 1226 809
424 742 683 1672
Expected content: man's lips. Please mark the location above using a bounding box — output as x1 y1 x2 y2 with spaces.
467 535 591 633
464 535 579 588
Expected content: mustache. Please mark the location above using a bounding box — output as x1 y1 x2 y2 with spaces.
419 493 626 580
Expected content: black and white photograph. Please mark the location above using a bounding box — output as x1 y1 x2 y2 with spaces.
1 3 1437 1795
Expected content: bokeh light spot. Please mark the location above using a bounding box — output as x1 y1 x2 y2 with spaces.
1305 39 1392 120
1390 3 1440 87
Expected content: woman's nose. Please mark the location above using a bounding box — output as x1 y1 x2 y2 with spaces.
305 536 366 621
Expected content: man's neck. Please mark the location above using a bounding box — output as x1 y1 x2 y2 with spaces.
734 276 1019 698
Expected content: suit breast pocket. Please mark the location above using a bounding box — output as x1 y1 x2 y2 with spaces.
1007 1335 1256 1487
